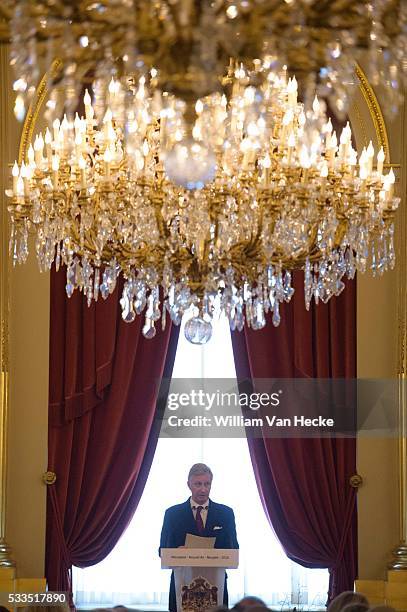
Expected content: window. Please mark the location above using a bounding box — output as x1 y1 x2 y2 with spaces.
73 315 328 609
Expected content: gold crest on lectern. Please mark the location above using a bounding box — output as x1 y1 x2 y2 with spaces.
181 577 218 612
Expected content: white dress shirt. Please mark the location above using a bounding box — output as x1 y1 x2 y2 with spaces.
190 497 209 527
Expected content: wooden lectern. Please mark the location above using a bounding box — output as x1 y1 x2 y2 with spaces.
161 548 239 612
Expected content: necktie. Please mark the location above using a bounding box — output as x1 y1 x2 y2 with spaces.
195 506 204 534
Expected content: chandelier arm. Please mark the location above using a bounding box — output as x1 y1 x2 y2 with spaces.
152 194 170 242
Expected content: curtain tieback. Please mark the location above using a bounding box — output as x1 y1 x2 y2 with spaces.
349 474 363 489
43 471 57 485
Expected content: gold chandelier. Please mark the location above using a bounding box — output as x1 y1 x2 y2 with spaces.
5 1 404 342
7 65 399 343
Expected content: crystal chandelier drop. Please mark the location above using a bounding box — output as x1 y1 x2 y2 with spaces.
7 67 399 343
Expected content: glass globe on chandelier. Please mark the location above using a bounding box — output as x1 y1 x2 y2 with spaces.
6 64 399 344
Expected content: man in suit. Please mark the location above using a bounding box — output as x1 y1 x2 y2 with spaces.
159 463 239 612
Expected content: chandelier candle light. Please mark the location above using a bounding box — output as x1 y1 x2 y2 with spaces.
7 67 399 344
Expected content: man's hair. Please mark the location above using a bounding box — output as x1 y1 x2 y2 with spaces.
188 463 213 481
231 596 266 612
327 592 369 612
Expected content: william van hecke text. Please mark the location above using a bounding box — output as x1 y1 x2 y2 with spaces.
167 415 335 428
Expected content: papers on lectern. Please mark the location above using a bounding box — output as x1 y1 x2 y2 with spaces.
185 533 216 548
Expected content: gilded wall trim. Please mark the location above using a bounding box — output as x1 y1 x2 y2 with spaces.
352 99 369 150
394 90 407 553
0 44 11 541
0 43 15 565
355 64 391 163
1 317 8 373
18 59 62 164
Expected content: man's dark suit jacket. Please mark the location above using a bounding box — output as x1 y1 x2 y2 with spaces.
159 499 239 612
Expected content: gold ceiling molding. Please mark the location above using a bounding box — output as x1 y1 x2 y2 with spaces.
355 63 390 163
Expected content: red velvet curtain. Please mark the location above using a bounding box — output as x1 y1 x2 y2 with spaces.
231 271 357 601
46 268 179 594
